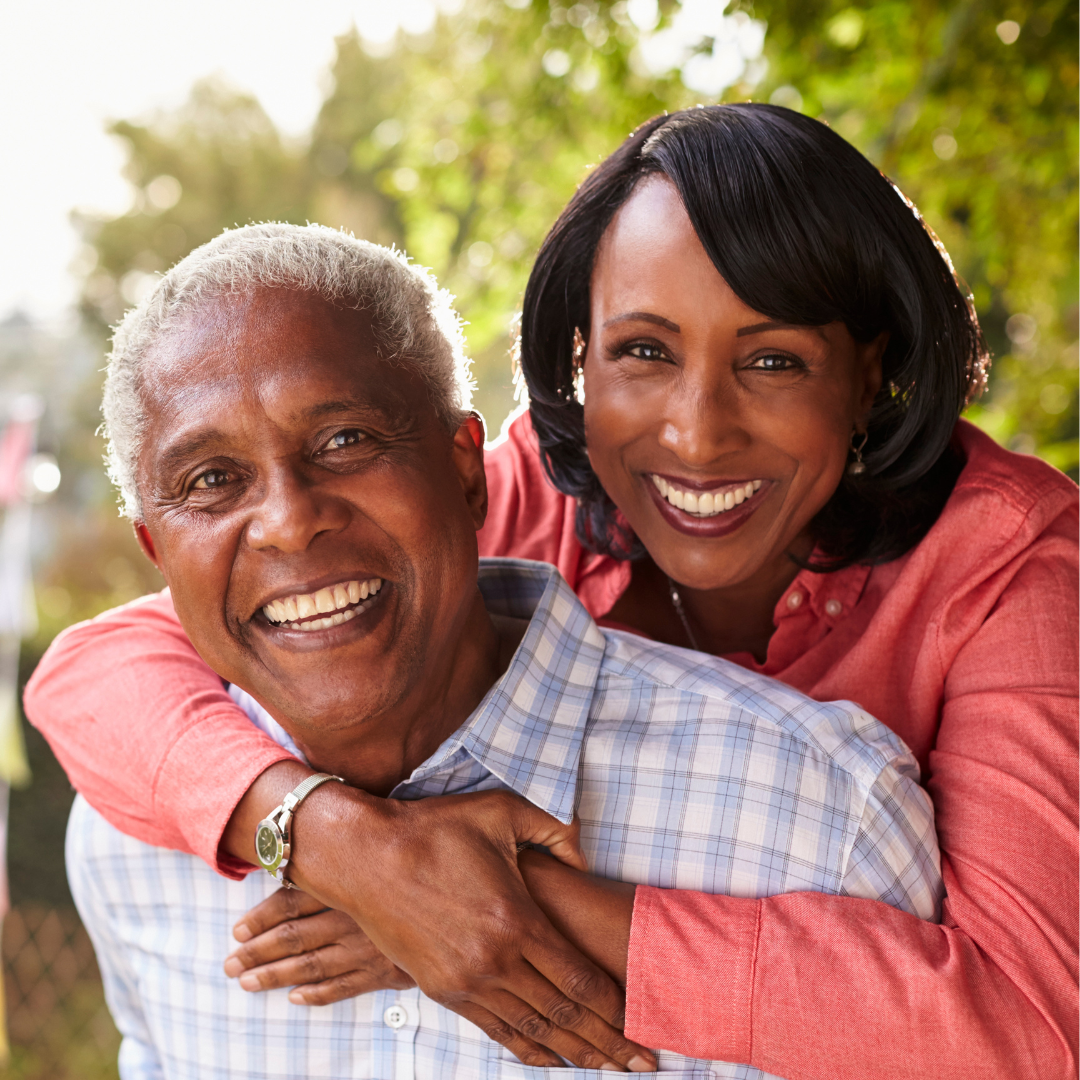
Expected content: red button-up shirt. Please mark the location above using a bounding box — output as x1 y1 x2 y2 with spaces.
25 416 1079 1079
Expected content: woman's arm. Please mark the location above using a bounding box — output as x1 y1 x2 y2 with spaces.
624 535 1079 1079
24 592 296 877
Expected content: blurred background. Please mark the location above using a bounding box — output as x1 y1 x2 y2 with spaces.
0 0 1075 1075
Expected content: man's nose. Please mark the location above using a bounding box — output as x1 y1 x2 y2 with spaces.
656 367 751 468
244 467 351 553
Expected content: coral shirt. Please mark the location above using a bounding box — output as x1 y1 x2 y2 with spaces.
25 416 1079 1079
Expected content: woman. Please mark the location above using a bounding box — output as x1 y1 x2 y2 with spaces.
27 105 1077 1077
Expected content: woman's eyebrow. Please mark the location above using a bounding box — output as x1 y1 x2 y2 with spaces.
602 311 681 333
736 320 806 336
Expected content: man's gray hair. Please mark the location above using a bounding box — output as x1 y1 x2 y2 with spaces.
102 222 474 519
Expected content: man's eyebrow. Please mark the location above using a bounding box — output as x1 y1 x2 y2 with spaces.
602 311 681 333
157 431 227 472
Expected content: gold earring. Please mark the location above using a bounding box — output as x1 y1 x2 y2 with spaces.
572 327 586 364
847 430 869 475
571 328 587 405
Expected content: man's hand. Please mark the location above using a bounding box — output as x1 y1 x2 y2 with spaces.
225 768 655 1072
224 888 414 1004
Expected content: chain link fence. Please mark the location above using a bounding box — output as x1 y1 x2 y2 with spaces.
3 904 119 1078
2 707 120 1078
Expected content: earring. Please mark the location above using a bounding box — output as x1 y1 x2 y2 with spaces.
571 327 586 405
572 327 586 364
847 430 869 476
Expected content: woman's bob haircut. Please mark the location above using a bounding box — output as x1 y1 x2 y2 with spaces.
520 103 990 570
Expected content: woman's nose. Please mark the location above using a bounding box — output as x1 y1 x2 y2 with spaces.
245 468 350 553
656 372 750 467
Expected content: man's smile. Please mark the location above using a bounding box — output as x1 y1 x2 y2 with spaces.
260 576 384 632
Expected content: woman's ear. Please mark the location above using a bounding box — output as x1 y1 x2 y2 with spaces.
856 331 888 421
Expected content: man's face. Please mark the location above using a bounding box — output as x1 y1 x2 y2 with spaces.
135 287 488 742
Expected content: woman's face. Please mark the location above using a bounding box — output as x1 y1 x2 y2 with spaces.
584 176 885 592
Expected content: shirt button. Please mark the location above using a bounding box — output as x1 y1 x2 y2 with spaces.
384 1004 408 1029
786 591 804 610
825 599 843 617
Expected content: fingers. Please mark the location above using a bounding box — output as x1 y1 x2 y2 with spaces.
512 804 588 873
451 1001 565 1071
523 931 629 1032
288 969 412 1007
483 966 655 1073
233 886 326 943
232 943 360 992
225 909 359 976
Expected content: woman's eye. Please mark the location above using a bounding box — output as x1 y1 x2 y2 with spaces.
624 342 670 362
326 429 364 450
192 469 229 490
749 353 800 371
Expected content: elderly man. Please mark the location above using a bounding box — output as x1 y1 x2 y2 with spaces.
64 224 941 1079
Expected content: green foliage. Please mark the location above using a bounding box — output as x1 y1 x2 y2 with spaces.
75 0 1077 459
749 0 1079 469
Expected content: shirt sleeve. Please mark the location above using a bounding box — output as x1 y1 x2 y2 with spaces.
24 592 297 878
625 524 1079 1079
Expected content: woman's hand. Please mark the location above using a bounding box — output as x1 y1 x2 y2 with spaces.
223 766 656 1072
224 888 414 1004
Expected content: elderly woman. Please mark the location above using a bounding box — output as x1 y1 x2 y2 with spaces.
27 105 1077 1079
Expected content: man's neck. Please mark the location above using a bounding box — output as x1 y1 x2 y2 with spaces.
293 596 530 798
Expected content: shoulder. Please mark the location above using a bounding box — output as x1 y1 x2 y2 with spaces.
595 629 917 794
944 421 1077 557
479 408 580 561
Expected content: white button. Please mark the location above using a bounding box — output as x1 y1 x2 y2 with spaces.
825 599 843 617
786 591 803 610
383 1004 408 1029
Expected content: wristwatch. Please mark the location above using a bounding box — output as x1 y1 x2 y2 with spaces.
255 773 344 886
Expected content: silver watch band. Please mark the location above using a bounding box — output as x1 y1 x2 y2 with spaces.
266 773 345 885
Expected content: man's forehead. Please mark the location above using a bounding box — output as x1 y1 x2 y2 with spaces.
137 287 429 447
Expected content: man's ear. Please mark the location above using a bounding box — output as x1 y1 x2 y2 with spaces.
134 521 161 569
452 414 488 531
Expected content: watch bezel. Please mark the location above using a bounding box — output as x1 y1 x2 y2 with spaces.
255 816 285 873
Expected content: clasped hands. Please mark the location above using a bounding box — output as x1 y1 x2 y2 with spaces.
224 788 653 1072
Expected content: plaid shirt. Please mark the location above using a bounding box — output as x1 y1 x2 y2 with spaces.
68 559 943 1080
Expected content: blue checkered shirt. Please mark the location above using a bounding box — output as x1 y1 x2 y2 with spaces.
68 559 943 1080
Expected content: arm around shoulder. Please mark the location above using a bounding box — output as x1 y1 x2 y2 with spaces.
24 592 297 876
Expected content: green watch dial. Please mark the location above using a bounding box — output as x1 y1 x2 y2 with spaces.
256 821 282 869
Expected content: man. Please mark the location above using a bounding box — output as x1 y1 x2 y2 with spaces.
65 223 942 1079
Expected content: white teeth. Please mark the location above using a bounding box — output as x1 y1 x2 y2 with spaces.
262 578 385 627
650 475 765 518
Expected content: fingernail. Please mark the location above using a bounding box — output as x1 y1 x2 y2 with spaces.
628 1055 654 1072
222 957 243 978
599 1064 623 1072
232 922 252 943
288 990 304 1005
238 973 260 991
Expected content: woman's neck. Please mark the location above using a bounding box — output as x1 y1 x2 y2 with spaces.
606 541 810 663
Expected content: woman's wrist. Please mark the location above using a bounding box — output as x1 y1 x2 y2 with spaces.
518 847 636 985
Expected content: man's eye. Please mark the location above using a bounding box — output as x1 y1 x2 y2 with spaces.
326 429 364 450
749 354 800 371
192 469 229 490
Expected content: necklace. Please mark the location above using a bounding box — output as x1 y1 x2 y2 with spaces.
665 575 701 651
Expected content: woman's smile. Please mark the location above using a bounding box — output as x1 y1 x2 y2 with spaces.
643 473 772 538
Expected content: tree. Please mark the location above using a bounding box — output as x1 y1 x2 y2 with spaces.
75 0 1077 465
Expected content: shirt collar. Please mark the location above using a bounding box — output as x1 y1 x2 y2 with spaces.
406 559 606 825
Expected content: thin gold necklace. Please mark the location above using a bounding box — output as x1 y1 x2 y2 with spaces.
665 575 701 652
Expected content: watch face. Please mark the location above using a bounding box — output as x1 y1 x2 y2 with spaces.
255 821 282 870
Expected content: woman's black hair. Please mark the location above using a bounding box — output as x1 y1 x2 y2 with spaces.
519 104 989 570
